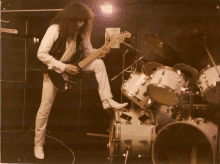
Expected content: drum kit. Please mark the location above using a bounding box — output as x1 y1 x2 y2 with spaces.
107 39 220 164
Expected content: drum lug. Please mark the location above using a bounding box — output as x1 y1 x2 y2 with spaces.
158 77 162 84
125 121 132 125
205 80 209 88
195 118 205 124
113 138 132 143
139 139 148 143
113 138 121 142
141 79 146 85
113 121 121 124
143 92 148 97
135 89 140 95
162 69 166 75
202 73 206 79
124 139 132 143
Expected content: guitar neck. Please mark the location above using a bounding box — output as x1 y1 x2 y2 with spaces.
77 32 131 68
78 43 113 68
78 48 103 68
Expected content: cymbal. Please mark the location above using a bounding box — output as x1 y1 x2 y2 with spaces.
145 34 174 60
173 63 199 84
143 62 164 75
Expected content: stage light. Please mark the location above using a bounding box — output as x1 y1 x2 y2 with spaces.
98 1 119 17
100 4 113 15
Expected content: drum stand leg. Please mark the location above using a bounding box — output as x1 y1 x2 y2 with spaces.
124 146 131 164
188 91 194 121
191 143 197 164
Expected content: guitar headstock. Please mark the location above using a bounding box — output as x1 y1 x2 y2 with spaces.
115 31 131 43
108 31 131 46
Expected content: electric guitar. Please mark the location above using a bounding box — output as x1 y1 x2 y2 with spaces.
47 31 131 91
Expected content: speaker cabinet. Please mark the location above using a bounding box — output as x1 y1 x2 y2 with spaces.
1 37 26 82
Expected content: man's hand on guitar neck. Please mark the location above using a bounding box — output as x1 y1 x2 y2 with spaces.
64 64 79 75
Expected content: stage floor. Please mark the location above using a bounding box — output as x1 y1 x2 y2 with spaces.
1 129 153 164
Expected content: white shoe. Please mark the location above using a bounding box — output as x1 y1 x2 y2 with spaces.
34 146 44 159
102 99 128 110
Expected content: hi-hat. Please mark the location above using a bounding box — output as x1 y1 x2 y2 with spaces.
173 63 199 84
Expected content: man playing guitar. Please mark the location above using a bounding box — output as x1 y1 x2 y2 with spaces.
34 2 128 159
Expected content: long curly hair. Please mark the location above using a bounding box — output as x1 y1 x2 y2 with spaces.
50 2 94 41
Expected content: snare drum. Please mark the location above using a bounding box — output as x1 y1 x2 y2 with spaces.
108 109 156 162
121 72 153 109
147 66 187 106
198 65 220 104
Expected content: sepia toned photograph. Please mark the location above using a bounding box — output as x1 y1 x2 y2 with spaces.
1 0 220 163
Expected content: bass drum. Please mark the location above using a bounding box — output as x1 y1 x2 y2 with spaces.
152 120 218 164
108 109 156 162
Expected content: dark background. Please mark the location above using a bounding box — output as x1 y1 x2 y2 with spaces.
1 0 220 163
2 0 220 132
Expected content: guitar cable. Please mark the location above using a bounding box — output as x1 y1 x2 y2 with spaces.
45 78 83 164
2 79 83 164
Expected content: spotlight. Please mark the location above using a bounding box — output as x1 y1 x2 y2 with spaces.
100 4 113 15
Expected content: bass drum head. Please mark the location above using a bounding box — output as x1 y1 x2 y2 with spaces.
152 121 218 164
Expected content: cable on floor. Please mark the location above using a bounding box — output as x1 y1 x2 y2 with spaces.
45 133 76 164
2 121 35 153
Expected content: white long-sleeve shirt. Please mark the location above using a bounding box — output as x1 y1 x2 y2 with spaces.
37 24 95 73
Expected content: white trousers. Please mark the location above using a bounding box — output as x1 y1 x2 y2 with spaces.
35 59 113 146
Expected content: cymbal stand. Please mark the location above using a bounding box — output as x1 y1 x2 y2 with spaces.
203 40 220 78
182 82 193 121
188 90 193 121
111 50 153 81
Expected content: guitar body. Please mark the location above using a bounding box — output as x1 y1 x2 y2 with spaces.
48 70 80 91
48 50 84 91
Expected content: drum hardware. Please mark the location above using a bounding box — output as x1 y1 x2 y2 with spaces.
111 48 153 81
113 120 121 124
113 139 132 143
138 114 150 122
120 113 132 122
113 120 132 125
194 118 205 124
124 146 131 164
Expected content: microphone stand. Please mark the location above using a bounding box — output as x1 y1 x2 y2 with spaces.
111 48 153 81
121 49 130 103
